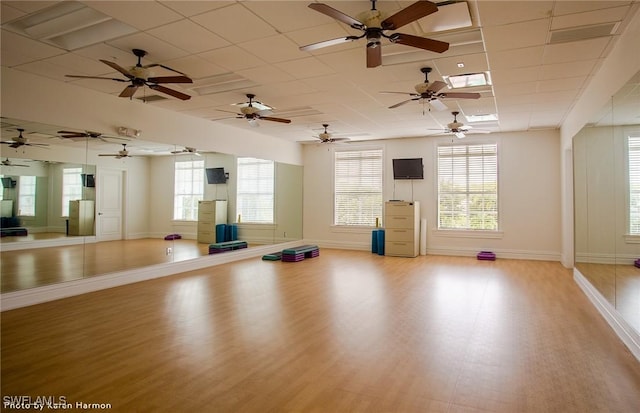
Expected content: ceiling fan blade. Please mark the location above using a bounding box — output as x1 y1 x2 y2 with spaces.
308 3 365 29
389 98 418 109
367 45 382 68
428 81 447 93
147 75 193 84
57 130 87 137
300 36 361 52
26 143 49 147
429 99 448 111
100 59 133 78
381 0 438 30
119 85 138 98
259 116 292 124
65 75 127 82
441 92 482 99
59 134 87 139
455 132 466 139
148 84 191 100
390 33 449 53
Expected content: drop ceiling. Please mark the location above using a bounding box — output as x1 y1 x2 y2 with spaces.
1 0 639 146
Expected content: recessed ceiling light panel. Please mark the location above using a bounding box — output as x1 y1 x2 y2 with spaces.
443 72 492 89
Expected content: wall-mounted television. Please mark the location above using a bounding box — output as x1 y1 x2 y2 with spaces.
206 167 228 184
392 158 424 180
1 177 16 188
81 173 95 188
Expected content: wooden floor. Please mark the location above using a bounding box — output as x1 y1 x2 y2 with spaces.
2 250 639 412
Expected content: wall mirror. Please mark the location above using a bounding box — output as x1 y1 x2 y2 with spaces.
573 70 640 334
0 118 303 293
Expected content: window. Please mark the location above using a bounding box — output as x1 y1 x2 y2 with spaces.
62 168 82 217
18 176 36 216
174 160 204 221
628 135 640 234
437 143 498 230
236 157 274 223
334 148 383 226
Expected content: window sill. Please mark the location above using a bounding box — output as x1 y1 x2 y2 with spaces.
331 225 378 234
624 234 640 244
433 229 504 239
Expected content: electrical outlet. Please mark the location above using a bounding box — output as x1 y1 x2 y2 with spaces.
166 247 172 255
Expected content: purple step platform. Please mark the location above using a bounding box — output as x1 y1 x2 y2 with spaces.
477 251 496 261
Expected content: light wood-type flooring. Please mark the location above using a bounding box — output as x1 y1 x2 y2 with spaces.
2 250 640 412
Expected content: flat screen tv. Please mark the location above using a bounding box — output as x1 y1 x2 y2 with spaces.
206 167 227 184
1 177 16 188
393 158 424 180
81 173 95 188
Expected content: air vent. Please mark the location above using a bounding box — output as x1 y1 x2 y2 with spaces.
549 22 619 44
272 106 323 118
136 95 167 103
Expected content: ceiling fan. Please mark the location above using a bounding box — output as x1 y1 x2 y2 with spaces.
99 143 133 159
300 0 449 68
57 130 126 143
382 67 481 110
65 49 192 101
1 158 29 167
429 111 491 139
171 146 201 156
1 128 49 149
215 94 291 127
311 124 351 144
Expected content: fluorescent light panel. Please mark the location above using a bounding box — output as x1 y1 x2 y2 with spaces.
443 72 492 89
465 114 498 122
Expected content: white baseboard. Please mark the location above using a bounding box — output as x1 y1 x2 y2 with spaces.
0 240 304 311
574 268 640 361
0 235 96 252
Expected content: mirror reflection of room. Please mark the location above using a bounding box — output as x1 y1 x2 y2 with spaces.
0 122 303 293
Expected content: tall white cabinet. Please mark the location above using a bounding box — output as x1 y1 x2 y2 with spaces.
197 200 228 243
68 200 95 236
384 201 420 257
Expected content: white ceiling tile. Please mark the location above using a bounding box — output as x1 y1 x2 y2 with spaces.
146 19 230 54
551 5 630 30
242 1 328 33
45 52 112 76
161 55 227 80
537 76 587 93
160 1 233 17
85 1 183 31
198 46 267 72
493 82 538 97
274 57 337 80
542 37 611 64
71 43 138 65
553 1 631 16
483 19 550 52
106 32 190 62
13 60 70 81
239 35 303 64
64 77 127 95
1 29 65 67
237 64 295 85
2 1 59 14
539 59 598 80
476 1 554 27
491 66 540 85
432 53 489 76
487 46 545 70
191 4 277 44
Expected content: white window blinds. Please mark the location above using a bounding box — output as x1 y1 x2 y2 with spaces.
334 149 383 226
18 175 36 216
437 143 498 230
62 167 82 217
173 160 204 221
628 136 640 234
237 157 274 223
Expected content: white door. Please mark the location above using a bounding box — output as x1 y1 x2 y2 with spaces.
96 168 123 241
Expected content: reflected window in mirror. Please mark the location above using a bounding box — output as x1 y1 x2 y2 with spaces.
174 159 204 221
17 176 36 216
62 167 82 217
237 157 274 223
628 135 640 235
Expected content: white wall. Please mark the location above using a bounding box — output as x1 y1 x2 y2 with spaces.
303 130 562 261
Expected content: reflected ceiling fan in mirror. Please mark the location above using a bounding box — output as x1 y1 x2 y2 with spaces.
1 128 49 149
57 130 127 143
382 67 481 111
1 158 29 167
65 49 193 101
300 0 449 68
171 146 201 156
98 143 133 159
428 111 491 139
215 94 291 127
